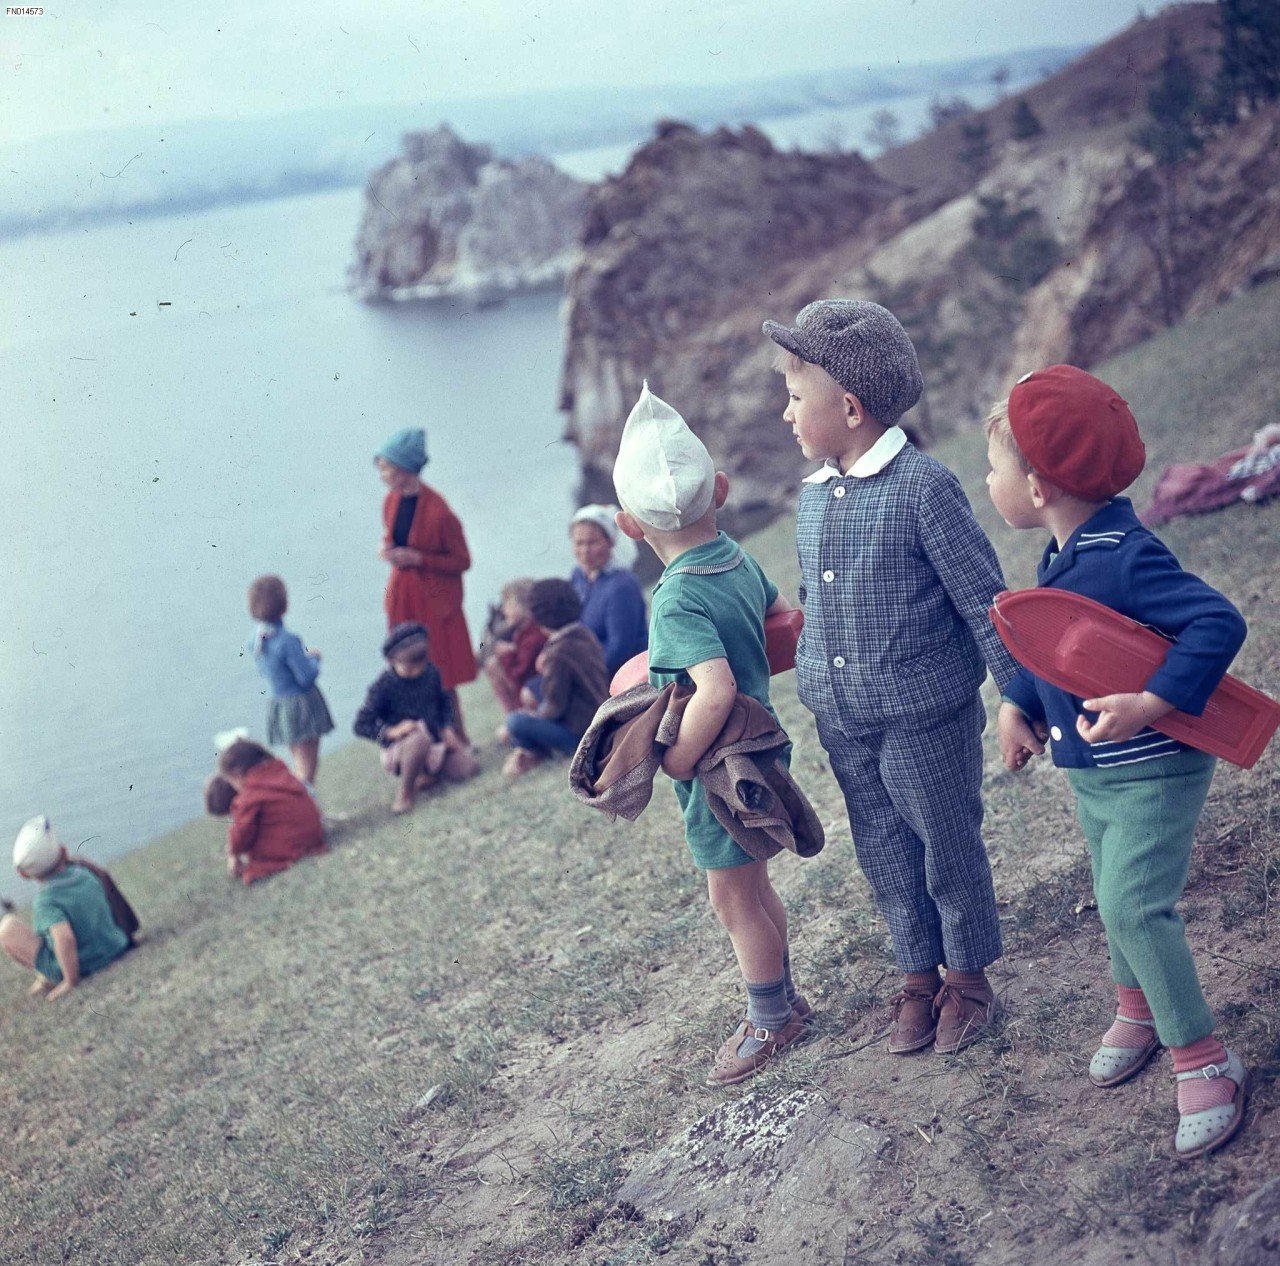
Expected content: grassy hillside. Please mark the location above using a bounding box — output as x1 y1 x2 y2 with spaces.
3 280 1278 1266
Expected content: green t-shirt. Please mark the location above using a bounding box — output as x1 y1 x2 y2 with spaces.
648 531 780 870
32 865 130 982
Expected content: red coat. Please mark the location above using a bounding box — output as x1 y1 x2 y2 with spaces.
228 759 326 885
382 485 478 689
496 618 547 689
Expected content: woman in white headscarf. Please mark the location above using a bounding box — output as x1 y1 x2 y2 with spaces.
568 504 648 676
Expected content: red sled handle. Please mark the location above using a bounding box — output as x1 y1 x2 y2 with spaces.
990 588 1279 770
609 606 804 697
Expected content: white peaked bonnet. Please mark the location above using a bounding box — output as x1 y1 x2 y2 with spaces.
612 382 716 531
13 814 62 877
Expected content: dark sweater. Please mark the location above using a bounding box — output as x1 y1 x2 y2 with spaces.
353 664 455 745
537 622 610 737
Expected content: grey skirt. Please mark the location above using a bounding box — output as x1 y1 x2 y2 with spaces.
267 685 335 746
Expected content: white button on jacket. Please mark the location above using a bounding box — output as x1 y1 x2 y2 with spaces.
833 656 846 668
833 486 846 498
822 570 835 582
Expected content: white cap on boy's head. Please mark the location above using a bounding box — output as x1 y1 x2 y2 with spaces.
612 382 716 531
13 815 62 877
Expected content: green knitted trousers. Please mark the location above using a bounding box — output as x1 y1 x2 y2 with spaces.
1069 749 1217 1048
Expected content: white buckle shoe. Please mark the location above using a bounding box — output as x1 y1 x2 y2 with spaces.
1089 1014 1161 1088
1173 1048 1249 1160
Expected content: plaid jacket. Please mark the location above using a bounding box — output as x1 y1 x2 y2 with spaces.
795 443 1018 728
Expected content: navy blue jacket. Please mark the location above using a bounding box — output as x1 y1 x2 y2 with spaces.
1003 498 1247 769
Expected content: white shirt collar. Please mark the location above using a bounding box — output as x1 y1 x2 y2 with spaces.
801 426 907 484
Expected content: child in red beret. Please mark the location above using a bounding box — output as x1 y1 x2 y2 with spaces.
986 364 1250 1160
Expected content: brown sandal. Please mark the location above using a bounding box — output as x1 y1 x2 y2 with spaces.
705 1009 811 1087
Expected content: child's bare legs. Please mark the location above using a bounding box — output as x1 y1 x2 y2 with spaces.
392 730 433 814
290 738 320 788
484 660 522 714
705 861 806 1084
707 860 785 981
0 914 48 991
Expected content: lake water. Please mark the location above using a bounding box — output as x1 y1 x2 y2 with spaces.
0 188 580 899
0 81 1038 900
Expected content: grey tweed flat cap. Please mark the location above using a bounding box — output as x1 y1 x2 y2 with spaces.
763 300 923 424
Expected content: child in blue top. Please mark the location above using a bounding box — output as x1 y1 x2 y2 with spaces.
986 364 1249 1160
613 384 808 1088
763 300 1020 1058
247 574 335 792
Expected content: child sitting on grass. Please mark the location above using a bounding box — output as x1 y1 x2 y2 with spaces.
986 365 1250 1160
1 816 134 999
482 578 547 741
502 579 609 780
611 383 807 1086
207 739 327 884
354 622 480 814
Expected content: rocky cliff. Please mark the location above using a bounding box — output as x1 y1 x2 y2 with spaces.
349 126 587 303
559 120 906 532
559 4 1280 537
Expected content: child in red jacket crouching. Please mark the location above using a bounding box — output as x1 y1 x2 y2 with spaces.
205 739 326 884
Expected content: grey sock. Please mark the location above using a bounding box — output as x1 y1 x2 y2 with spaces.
740 976 791 1057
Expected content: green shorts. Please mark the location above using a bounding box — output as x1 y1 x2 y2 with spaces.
34 935 62 983
674 745 793 871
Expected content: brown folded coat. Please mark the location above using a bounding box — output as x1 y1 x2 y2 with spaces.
569 683 824 862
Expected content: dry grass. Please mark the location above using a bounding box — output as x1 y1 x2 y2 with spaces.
2 281 1279 1266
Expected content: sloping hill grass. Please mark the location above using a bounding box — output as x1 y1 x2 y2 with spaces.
2 279 1278 1266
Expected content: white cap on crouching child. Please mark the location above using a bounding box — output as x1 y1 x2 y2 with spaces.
612 382 716 531
13 815 62 877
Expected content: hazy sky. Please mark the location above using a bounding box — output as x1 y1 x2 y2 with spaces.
3 0 1169 140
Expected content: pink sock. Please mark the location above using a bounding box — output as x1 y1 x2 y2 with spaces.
1103 986 1156 1049
1171 1035 1234 1113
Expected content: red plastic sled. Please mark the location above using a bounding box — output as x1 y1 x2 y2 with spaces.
989 588 1279 769
609 607 805 697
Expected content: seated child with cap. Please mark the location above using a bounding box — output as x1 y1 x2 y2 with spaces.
354 621 481 814
762 300 1021 1057
1 816 133 999
986 365 1250 1160
205 739 327 883
502 579 609 780
612 383 809 1087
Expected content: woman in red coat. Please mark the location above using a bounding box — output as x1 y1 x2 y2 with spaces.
375 427 478 740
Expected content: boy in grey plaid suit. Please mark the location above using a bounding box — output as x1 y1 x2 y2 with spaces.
763 300 1020 1055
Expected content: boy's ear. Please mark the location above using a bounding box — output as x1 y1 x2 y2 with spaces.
614 508 647 542
1028 471 1054 508
843 392 869 428
712 470 730 509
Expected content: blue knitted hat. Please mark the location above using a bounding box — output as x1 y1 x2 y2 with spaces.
375 427 428 472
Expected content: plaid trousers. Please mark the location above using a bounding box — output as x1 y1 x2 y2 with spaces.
816 694 1002 973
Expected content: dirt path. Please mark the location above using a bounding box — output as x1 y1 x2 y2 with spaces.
366 752 1279 1266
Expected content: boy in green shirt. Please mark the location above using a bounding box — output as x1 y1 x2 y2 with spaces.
1 816 131 999
613 383 808 1086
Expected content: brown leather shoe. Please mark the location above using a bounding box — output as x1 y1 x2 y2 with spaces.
933 981 998 1054
886 987 938 1054
706 1009 811 1087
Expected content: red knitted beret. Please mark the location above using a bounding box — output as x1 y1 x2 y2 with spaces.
1008 364 1145 501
